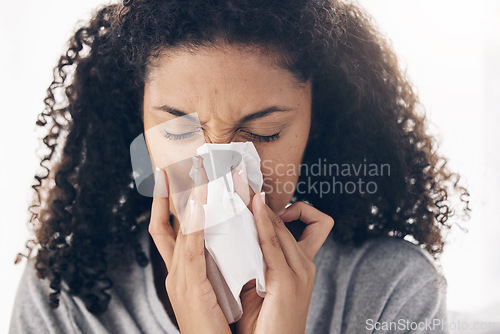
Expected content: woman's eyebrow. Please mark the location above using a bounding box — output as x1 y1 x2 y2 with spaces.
153 104 294 125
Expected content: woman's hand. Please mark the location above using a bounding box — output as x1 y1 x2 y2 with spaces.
149 159 231 334
236 194 334 334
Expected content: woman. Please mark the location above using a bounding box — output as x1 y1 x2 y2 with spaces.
10 0 469 333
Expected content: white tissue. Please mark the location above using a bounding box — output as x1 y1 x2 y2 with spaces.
191 142 267 321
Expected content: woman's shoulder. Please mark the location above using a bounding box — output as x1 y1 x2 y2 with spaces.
316 233 446 286
9 257 78 333
307 233 449 333
9 231 179 334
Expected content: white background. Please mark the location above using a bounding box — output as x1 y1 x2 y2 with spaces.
1 0 499 332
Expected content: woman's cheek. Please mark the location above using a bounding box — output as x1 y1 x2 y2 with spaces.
255 133 306 211
261 160 300 213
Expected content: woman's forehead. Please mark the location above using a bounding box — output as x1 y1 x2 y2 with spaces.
143 46 311 118
146 46 295 84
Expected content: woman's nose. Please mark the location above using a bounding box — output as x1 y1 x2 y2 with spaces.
202 129 236 144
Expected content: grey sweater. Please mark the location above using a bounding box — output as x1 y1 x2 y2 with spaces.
9 230 450 333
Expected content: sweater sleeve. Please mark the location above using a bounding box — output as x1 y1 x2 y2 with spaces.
9 259 79 334
340 237 449 334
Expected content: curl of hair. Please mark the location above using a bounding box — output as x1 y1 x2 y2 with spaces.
17 0 470 314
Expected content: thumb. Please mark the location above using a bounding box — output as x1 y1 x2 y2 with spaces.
279 201 334 261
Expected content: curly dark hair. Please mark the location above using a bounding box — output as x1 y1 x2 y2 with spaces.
16 0 470 315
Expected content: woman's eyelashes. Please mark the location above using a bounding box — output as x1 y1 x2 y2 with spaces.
161 127 282 142
240 130 281 142
162 129 200 141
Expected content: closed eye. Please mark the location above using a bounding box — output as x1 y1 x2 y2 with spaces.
162 128 281 142
240 130 281 142
162 130 199 140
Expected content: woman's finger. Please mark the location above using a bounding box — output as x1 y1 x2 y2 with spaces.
149 167 176 271
279 201 334 261
182 155 208 234
252 192 288 271
191 156 208 205
172 155 208 275
184 199 207 286
254 194 309 273
169 228 183 276
231 163 253 208
184 156 208 285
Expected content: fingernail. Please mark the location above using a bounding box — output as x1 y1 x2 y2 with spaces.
277 208 286 216
183 199 196 234
238 168 248 182
189 199 196 215
187 199 203 233
153 167 168 198
192 155 202 168
259 191 266 204
232 164 247 181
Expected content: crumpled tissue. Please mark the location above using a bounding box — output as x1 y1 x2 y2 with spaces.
188 142 267 324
